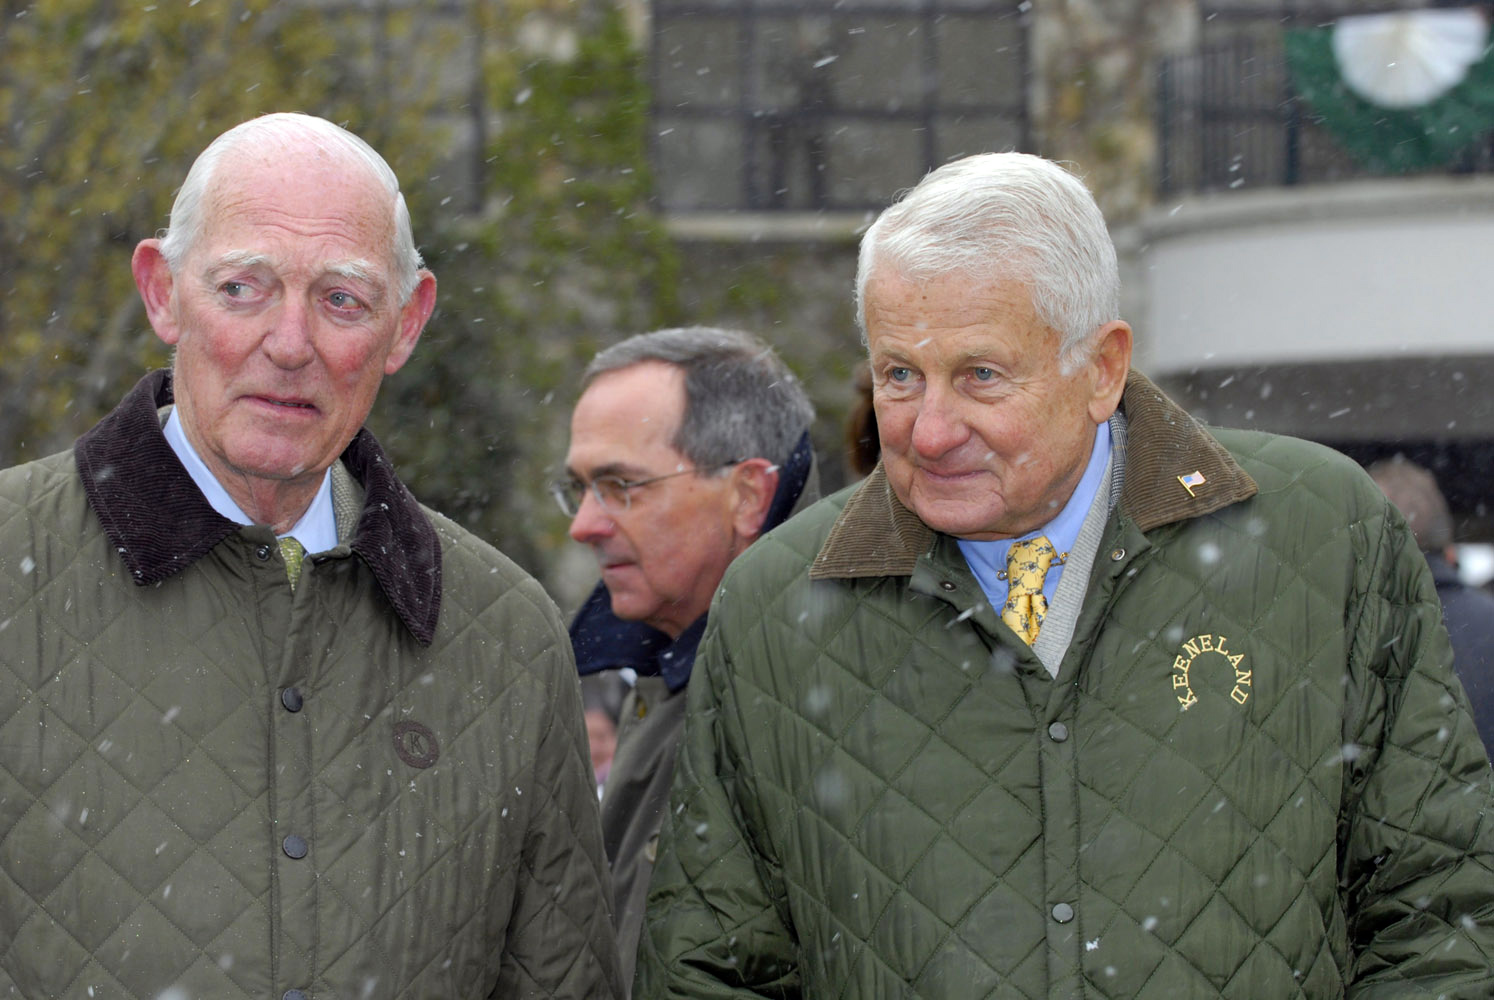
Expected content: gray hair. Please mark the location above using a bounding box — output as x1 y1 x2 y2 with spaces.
157 112 423 304
1367 456 1455 552
583 326 814 470
855 151 1119 371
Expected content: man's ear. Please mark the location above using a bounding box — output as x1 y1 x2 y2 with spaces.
728 457 781 541
132 240 181 347
1085 320 1133 424
385 270 437 375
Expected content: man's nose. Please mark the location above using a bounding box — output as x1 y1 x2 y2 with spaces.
567 489 616 545
909 385 970 458
262 296 316 369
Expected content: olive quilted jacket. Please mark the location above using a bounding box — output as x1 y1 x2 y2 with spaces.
0 372 622 998
638 372 1494 999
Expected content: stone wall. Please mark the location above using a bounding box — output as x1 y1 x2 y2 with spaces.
1030 0 1198 222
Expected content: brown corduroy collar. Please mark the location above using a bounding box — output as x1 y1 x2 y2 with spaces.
810 370 1257 580
74 369 443 645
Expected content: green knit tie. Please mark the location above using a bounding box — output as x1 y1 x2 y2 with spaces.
278 536 306 590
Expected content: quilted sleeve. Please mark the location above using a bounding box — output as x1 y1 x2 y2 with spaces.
635 618 801 998
1341 499 1494 998
490 635 625 1000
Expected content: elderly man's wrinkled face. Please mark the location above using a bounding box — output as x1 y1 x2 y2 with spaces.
140 149 431 504
564 362 747 638
865 269 1129 540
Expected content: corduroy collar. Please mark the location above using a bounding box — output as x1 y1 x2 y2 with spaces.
74 369 443 645
811 370 1258 580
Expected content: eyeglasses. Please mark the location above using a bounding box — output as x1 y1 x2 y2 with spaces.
550 460 742 518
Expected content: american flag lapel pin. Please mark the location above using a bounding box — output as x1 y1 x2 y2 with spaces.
1177 471 1206 497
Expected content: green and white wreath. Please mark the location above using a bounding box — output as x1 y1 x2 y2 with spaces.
1285 7 1494 172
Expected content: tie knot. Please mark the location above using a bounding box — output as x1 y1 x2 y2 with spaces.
1001 535 1056 646
1005 536 1056 594
279 536 306 589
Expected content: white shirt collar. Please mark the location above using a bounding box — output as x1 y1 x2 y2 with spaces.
163 408 338 554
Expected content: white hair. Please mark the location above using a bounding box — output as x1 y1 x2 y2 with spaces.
157 112 423 303
855 152 1119 371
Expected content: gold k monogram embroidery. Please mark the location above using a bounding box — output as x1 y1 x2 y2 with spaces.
1170 633 1251 711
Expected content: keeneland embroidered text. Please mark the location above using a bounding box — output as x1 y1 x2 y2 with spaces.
1171 632 1250 711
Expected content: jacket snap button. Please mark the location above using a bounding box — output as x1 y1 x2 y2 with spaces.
1109 548 1125 561
939 580 957 592
283 992 308 1000
1047 722 1069 742
281 687 304 713
255 544 273 561
282 834 309 860
1051 902 1075 923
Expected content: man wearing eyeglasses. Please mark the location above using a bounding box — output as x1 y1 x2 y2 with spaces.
554 326 817 989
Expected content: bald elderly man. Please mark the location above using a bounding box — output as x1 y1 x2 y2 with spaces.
0 113 620 998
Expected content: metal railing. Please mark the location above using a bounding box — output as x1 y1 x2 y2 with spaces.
1160 4 1494 195
649 1 1031 213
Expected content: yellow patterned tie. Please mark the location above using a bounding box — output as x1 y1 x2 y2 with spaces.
1001 535 1057 645
278 536 306 590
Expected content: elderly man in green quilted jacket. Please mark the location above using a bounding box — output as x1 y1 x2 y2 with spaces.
0 113 621 998
638 152 1494 998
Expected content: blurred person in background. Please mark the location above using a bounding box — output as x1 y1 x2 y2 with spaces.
845 359 881 477
0 112 620 998
582 670 627 788
1368 455 1494 755
554 326 817 990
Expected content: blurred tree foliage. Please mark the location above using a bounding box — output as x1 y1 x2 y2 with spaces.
0 0 679 577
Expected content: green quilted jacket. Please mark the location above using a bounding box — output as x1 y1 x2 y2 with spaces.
0 372 622 998
638 372 1494 999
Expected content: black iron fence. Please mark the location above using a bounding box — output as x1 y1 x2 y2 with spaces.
1161 5 1494 195
649 1 1031 213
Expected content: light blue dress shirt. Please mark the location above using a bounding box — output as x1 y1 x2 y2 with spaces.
957 421 1112 611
